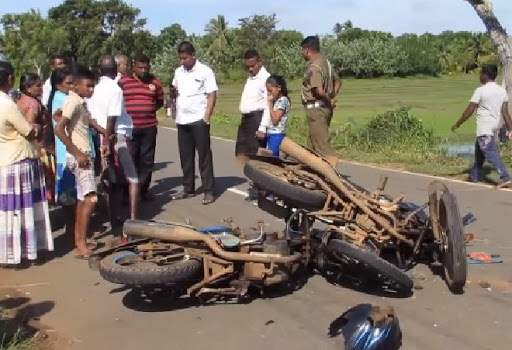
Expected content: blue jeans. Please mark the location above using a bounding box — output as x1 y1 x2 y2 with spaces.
469 135 510 182
267 133 286 157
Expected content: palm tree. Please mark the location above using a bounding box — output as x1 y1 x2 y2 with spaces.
205 15 229 53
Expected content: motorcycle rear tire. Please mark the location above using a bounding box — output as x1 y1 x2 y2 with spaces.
100 251 202 286
244 159 327 209
327 239 414 291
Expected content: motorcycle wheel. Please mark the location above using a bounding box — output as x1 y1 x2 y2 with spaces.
100 251 202 286
327 239 414 291
438 192 467 293
244 159 327 209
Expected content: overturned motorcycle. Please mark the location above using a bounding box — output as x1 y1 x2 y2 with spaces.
95 220 316 300
92 137 470 300
243 137 471 293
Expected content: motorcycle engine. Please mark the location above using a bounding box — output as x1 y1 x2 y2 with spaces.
259 232 293 286
263 232 290 256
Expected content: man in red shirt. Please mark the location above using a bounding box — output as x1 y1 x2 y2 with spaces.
118 54 164 201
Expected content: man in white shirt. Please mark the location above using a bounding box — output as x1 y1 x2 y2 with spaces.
42 54 67 108
236 50 271 164
452 64 512 188
170 41 218 205
88 55 139 233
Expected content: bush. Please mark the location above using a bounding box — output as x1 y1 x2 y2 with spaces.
332 107 435 153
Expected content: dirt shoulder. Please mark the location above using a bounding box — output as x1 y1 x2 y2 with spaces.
0 269 69 350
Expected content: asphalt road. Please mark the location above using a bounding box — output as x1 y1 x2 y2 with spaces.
1 126 512 350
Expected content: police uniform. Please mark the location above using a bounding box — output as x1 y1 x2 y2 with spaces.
302 55 338 158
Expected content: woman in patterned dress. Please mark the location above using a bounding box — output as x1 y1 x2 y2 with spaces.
0 61 53 265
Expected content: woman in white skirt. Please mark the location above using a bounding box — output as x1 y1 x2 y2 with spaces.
0 61 53 265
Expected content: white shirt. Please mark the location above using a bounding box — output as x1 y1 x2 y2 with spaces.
88 76 133 137
470 81 509 136
172 60 218 125
41 77 51 107
239 66 270 114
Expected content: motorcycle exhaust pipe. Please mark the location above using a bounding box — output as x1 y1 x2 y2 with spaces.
279 137 413 245
123 220 302 264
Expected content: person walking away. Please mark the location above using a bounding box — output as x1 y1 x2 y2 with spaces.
118 55 163 201
170 41 218 205
54 67 104 259
42 54 67 108
88 55 139 236
452 64 512 189
47 68 77 207
0 61 53 265
300 36 342 166
237 50 271 163
258 75 291 156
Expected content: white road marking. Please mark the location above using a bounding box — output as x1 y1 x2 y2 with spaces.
227 188 249 197
158 125 512 192
341 159 512 192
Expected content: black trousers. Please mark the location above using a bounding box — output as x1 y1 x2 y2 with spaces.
235 111 267 156
131 126 158 195
177 120 215 195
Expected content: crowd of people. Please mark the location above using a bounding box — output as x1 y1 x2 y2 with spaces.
3 32 509 267
0 52 165 262
0 35 341 266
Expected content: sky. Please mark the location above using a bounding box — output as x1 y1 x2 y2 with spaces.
1 0 511 36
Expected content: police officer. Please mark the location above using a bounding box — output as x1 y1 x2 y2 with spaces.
300 36 342 166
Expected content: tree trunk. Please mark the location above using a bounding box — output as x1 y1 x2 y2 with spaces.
465 0 512 110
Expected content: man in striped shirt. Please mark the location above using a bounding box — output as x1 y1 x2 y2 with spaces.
118 54 164 201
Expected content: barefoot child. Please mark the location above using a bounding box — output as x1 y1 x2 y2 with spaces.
257 75 291 156
452 64 512 189
54 67 102 259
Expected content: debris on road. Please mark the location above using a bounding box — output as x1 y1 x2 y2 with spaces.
467 252 503 264
479 281 491 289
329 304 402 349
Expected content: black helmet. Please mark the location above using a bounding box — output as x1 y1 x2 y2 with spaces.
329 304 402 350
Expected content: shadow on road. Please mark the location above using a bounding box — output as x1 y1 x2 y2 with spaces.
321 271 414 299
120 267 311 313
140 175 247 220
446 164 499 185
153 161 173 172
214 176 247 196
0 288 55 346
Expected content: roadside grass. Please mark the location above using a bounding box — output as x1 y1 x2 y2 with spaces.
158 74 511 181
1 329 39 350
0 308 39 350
